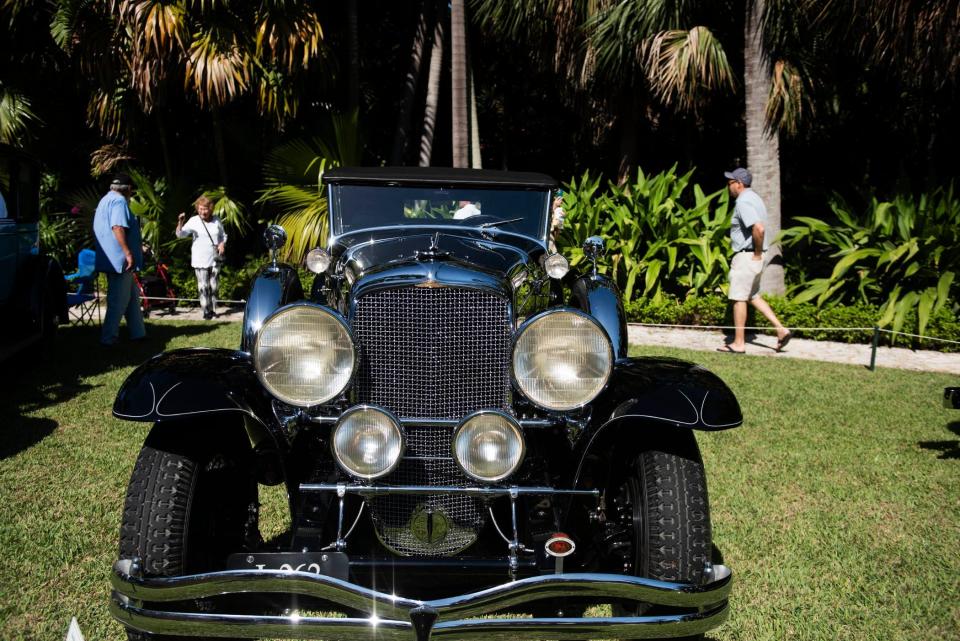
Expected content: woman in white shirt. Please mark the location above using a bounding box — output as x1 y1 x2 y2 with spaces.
175 196 227 320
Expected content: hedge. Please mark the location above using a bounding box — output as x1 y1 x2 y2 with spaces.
625 294 960 352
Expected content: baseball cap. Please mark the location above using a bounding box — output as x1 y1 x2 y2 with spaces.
110 172 133 187
723 167 752 186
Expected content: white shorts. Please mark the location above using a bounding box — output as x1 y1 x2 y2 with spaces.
728 251 765 301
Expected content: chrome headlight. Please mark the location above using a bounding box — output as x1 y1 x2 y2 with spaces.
512 309 613 411
305 248 332 274
453 411 525 482
332 406 404 480
253 304 356 407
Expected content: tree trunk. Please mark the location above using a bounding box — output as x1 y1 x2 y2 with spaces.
745 0 785 295
211 106 229 187
391 3 432 165
347 0 360 115
469 64 481 168
450 0 468 168
419 3 444 167
617 91 639 185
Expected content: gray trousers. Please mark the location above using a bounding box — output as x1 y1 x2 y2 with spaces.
195 264 221 315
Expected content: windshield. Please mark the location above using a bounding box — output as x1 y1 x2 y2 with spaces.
330 185 549 239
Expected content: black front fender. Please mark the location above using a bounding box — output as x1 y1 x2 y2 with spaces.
571 357 742 484
591 357 743 431
112 348 283 447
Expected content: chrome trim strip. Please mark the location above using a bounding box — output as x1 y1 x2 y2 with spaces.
298 483 600 498
310 415 557 428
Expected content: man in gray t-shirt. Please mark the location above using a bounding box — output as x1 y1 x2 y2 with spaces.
719 167 791 354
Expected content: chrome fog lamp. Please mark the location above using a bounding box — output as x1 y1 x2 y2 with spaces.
543 253 569 279
453 411 525 482
512 309 613 411
305 248 332 274
253 304 356 407
332 406 404 480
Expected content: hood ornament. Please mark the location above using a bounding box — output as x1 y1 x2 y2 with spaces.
415 232 451 260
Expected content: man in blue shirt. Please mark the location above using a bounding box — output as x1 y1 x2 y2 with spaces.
719 167 790 354
93 172 146 346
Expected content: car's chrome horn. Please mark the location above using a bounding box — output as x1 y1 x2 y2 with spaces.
582 236 606 277
263 224 287 270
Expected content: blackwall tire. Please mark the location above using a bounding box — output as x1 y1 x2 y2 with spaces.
118 424 256 641
608 433 711 639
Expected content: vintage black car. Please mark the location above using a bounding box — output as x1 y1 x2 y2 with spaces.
110 167 741 640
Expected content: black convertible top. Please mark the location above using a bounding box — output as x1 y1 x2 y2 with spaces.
323 166 557 189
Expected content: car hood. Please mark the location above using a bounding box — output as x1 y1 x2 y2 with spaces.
332 229 546 283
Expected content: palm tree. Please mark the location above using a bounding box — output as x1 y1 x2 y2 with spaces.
48 1 327 183
257 112 362 262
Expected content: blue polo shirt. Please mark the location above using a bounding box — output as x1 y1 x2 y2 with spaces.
93 190 143 273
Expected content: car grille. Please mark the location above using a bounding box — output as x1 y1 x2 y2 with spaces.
369 426 485 556
351 286 512 419
351 286 511 556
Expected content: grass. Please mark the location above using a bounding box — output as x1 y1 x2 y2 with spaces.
0 321 958 640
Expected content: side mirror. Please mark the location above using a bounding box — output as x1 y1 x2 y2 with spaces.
264 224 287 269
582 236 605 277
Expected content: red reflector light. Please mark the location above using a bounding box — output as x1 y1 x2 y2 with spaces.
545 533 576 557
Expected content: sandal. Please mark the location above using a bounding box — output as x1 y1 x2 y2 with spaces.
776 331 793 352
716 345 746 354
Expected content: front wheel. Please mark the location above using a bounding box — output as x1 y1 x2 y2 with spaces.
118 422 258 641
605 432 712 636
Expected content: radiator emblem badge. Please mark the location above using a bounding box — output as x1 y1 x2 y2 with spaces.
410 505 449 545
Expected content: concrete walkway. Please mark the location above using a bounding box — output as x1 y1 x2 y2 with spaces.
144 305 960 375
627 324 960 375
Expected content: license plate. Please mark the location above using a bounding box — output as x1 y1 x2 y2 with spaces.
226 551 349 581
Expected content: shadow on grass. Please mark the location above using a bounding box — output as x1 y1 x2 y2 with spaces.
918 421 960 460
0 322 221 460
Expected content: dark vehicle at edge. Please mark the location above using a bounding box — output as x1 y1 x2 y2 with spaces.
109 167 741 640
0 144 66 361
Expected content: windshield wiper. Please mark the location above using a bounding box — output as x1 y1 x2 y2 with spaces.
477 217 524 229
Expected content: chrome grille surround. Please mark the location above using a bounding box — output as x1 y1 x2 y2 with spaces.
351 286 512 420
351 285 512 556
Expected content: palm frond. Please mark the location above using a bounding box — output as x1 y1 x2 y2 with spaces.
200 185 250 233
86 88 128 140
766 59 814 136
645 26 736 111
90 144 134 177
254 4 325 73
0 84 41 145
186 26 250 107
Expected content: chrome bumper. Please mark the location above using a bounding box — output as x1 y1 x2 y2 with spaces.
110 558 732 640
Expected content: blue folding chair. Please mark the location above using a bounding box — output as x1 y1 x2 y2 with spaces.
64 248 101 326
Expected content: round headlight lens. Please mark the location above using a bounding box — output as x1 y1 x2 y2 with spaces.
332 406 404 480
253 305 356 407
543 253 569 279
305 248 332 274
513 310 613 411
453 411 524 482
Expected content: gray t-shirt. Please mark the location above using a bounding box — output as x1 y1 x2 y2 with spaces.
730 189 769 251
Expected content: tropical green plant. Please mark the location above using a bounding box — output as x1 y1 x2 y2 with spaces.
557 165 731 302
256 112 362 263
780 186 960 336
0 82 40 145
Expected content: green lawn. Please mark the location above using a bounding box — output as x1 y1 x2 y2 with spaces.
1 322 957 640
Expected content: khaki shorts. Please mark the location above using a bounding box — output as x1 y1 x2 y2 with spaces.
728 251 765 301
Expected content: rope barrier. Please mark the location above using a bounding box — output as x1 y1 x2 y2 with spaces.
138 296 247 305
630 321 959 371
